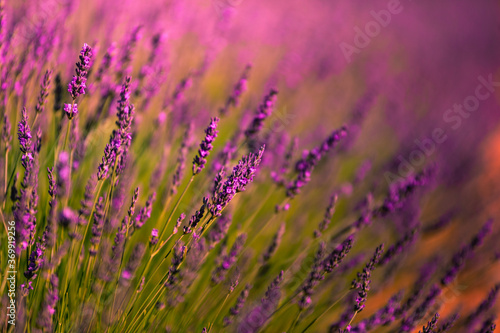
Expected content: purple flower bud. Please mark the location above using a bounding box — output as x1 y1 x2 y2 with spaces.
212 234 246 284
239 271 283 332
134 192 156 229
20 281 34 297
121 243 145 285
193 117 219 175
24 242 45 279
420 313 439 333
63 103 78 119
352 244 384 313
97 132 120 180
378 228 417 266
287 126 347 198
351 291 403 331
150 228 159 246
58 207 78 228
209 146 264 217
68 43 93 100
440 220 492 286
116 76 134 132
183 200 207 234
400 285 441 332
35 69 52 114
220 64 251 116
244 89 278 142
262 223 285 264
95 43 116 83
18 107 32 162
314 193 338 238
436 312 458 332
206 214 231 248
90 197 105 256
164 242 186 289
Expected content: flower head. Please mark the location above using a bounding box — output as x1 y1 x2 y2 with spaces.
64 103 78 119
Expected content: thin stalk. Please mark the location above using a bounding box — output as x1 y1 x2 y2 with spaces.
155 175 194 252
300 289 351 333
207 292 231 332
287 308 302 333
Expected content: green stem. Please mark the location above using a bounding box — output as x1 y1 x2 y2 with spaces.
155 175 194 252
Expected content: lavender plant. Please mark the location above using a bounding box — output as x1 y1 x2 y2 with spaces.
0 1 498 332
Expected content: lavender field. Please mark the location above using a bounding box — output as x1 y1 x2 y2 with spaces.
0 0 500 332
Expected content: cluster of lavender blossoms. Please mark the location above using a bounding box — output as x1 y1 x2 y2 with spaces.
0 1 498 332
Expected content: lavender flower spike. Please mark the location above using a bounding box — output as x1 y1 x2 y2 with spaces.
287 126 348 198
89 197 105 255
220 64 251 116
440 219 492 286
68 43 93 100
400 284 442 332
420 313 439 333
121 243 145 285
172 213 186 235
314 193 338 237
24 242 45 279
134 192 156 229
352 244 384 313
465 283 500 327
36 274 58 331
209 146 265 217
298 242 326 309
193 117 219 175
212 233 247 284
224 284 251 326
244 88 278 141
262 223 285 264
150 228 159 246
164 242 186 289
238 271 284 333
